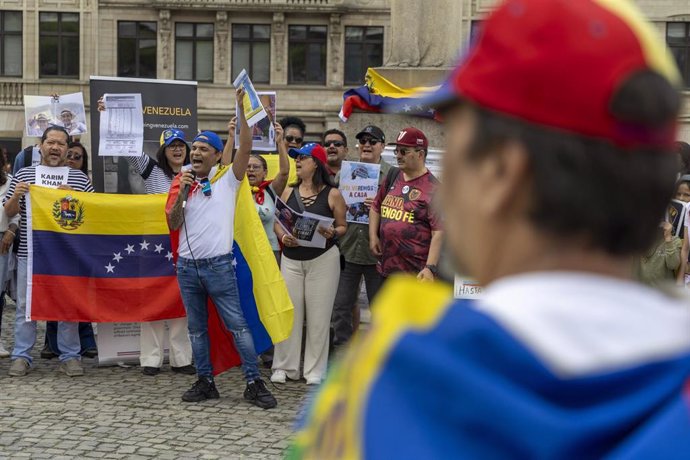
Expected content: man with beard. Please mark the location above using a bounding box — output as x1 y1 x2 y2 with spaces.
369 127 442 282
322 129 348 178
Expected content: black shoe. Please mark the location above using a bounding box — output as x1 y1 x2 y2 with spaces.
40 344 58 360
244 379 277 409
141 366 160 376
171 364 196 375
81 348 98 359
182 377 220 402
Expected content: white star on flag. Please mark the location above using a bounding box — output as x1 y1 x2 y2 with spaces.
427 109 435 115
166 251 174 261
402 104 412 112
416 104 424 111
125 244 135 255
232 258 238 267
105 263 115 273
154 244 164 254
139 240 150 251
113 252 123 263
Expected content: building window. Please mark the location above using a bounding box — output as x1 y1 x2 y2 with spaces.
232 24 270 84
344 26 383 85
288 25 327 85
0 11 22 77
175 23 214 82
668 22 690 87
470 20 483 46
39 12 79 78
118 21 157 78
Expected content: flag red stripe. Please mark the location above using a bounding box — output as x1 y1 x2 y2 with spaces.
31 275 186 322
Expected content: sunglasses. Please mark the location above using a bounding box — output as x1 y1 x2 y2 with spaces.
359 138 381 146
323 141 345 148
395 148 418 156
167 143 186 151
66 152 82 161
285 135 303 144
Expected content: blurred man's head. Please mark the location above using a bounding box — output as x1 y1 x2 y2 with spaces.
430 0 681 283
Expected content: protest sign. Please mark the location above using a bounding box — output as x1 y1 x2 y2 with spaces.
24 92 88 137
232 69 268 127
454 276 484 299
667 199 687 237
96 322 170 366
35 166 69 188
339 161 381 224
275 198 334 249
98 94 144 157
89 76 197 193
235 91 276 152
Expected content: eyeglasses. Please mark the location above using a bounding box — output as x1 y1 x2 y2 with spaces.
246 164 265 171
167 143 186 151
323 141 345 148
395 148 418 156
359 138 381 146
66 152 82 161
285 135 303 144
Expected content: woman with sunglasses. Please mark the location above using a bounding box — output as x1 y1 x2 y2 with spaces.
279 116 306 150
66 141 89 176
271 143 347 386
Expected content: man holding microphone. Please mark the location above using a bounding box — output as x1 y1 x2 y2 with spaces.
167 89 277 409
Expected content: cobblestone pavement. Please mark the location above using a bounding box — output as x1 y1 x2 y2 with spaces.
0 303 312 459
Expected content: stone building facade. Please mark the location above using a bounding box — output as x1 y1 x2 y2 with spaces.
0 0 689 156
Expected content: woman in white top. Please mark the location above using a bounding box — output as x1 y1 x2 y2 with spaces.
0 152 19 357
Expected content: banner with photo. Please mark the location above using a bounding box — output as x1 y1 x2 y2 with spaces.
235 92 276 152
339 161 381 224
24 92 88 137
89 76 197 194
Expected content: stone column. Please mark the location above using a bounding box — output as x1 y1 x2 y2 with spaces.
328 13 343 87
216 11 229 84
158 10 172 80
271 12 286 85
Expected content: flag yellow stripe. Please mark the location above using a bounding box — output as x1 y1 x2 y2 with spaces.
593 0 681 85
30 186 169 235
292 277 452 458
365 68 439 98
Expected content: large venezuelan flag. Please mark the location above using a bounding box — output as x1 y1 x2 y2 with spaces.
166 164 293 375
339 68 441 122
27 186 186 323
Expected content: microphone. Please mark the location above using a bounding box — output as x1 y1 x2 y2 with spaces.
181 170 196 209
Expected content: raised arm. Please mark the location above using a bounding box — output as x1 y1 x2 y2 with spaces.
221 116 236 166
270 123 290 196
232 88 252 181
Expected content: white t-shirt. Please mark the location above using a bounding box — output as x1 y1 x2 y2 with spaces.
178 166 241 259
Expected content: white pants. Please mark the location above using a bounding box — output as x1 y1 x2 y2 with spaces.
273 246 340 381
139 318 193 368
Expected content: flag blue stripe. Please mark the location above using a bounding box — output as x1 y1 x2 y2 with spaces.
233 241 273 353
32 230 175 278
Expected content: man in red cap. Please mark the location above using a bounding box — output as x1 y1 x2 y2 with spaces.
369 127 442 282
289 0 690 458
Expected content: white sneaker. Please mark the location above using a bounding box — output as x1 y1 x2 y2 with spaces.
270 369 286 383
306 377 322 386
0 343 9 358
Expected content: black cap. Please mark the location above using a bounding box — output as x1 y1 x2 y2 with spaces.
355 125 385 143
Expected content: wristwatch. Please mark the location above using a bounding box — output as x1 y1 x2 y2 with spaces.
425 264 439 277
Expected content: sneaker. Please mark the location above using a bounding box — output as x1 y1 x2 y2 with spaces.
306 377 322 386
40 344 58 360
141 366 160 376
0 342 9 358
270 369 286 384
8 358 29 377
182 377 220 402
58 358 84 377
244 379 277 409
171 364 196 375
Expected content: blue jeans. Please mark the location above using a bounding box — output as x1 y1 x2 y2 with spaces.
13 258 81 364
176 254 260 381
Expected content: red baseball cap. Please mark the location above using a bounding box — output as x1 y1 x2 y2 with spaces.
422 0 681 149
389 127 428 149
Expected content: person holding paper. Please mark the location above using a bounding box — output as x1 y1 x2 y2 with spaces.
4 126 93 378
331 126 391 347
271 143 347 386
98 98 196 377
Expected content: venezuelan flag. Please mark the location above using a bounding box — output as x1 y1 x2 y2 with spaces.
27 186 186 323
339 68 441 122
166 164 293 375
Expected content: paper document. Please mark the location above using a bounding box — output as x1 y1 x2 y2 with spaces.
35 166 69 188
235 91 276 152
98 93 144 157
275 198 335 249
339 161 381 224
232 69 268 127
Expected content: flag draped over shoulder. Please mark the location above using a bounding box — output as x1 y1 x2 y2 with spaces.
166 164 293 375
339 68 441 122
27 186 186 322
289 277 690 459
